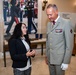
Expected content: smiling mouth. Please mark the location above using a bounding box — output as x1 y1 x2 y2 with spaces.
49 18 53 21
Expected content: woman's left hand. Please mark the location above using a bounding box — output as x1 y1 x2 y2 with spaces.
30 50 36 56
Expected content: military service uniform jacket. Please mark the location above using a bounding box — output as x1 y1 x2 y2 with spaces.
46 17 74 65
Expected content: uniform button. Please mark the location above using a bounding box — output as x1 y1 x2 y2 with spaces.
50 49 52 50
50 38 52 39
51 32 52 33
50 44 52 45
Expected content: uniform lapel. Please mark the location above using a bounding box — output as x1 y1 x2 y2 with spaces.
47 22 52 33
51 22 59 31
51 17 61 32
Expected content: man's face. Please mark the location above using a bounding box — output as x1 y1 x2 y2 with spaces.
46 7 58 22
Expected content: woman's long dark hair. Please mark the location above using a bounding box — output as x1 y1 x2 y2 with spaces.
9 23 30 44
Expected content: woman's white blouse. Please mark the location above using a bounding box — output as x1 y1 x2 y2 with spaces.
17 39 32 71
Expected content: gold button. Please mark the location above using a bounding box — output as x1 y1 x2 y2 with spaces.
50 38 52 39
50 32 52 34
50 44 52 45
50 49 52 50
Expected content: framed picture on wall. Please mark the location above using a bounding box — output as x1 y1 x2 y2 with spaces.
3 0 38 38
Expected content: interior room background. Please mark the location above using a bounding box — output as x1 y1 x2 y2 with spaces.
0 0 76 57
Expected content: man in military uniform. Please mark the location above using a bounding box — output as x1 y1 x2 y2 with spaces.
45 4 74 75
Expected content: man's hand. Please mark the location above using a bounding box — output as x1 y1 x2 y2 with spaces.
61 63 68 70
45 56 48 65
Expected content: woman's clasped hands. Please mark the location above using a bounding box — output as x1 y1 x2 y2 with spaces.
26 50 36 57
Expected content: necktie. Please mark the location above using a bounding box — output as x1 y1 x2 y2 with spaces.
52 21 55 25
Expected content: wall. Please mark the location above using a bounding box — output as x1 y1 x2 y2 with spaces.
0 0 4 53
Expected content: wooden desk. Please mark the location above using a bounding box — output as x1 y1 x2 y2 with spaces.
31 38 46 55
4 38 46 55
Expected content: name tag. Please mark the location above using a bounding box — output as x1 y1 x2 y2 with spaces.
55 29 62 33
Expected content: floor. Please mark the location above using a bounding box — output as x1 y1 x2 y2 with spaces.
0 50 76 75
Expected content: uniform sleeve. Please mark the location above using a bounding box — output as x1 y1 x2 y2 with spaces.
63 20 74 64
46 22 50 56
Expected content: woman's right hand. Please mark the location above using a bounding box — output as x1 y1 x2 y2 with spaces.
26 51 32 57
26 50 35 57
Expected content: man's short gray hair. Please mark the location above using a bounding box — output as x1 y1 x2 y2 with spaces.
47 4 58 11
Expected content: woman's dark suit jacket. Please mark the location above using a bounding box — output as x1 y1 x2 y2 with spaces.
9 38 31 68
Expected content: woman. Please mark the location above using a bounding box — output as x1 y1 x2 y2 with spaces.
8 23 35 75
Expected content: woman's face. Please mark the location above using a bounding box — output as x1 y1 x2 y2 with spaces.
21 24 27 36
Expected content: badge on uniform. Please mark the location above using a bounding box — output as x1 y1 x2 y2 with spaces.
70 29 72 33
55 29 62 33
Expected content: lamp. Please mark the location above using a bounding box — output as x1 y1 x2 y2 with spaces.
42 0 48 11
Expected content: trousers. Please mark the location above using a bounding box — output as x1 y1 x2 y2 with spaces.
48 62 65 75
13 67 31 75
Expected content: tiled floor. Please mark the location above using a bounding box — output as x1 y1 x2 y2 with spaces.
0 50 76 75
